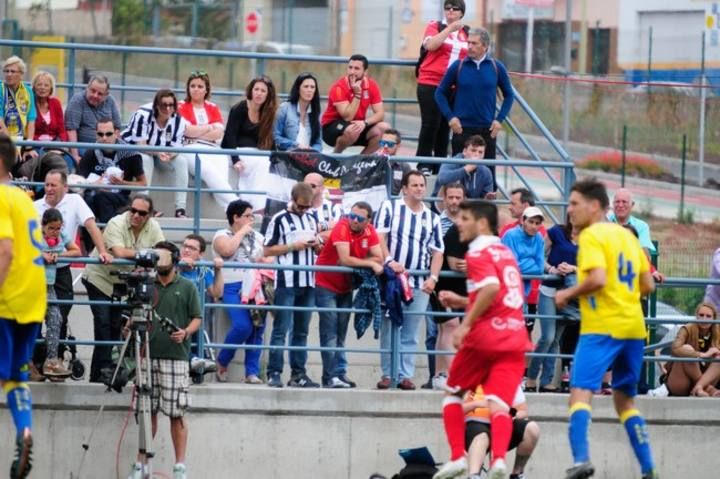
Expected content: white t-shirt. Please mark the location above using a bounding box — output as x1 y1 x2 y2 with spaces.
296 122 310 147
194 107 209 126
211 228 265 284
34 193 95 269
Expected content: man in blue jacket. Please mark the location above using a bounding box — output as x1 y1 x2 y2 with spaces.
434 135 496 203
435 27 514 190
501 206 545 300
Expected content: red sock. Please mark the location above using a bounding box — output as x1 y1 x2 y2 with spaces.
490 411 512 462
442 397 466 460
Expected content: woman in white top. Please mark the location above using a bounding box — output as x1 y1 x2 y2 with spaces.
212 199 267 383
177 71 238 210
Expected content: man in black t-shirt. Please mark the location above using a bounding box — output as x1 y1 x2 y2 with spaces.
77 118 147 223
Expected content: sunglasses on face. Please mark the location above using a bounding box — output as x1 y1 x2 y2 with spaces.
379 140 396 148
444 6 462 12
347 212 367 223
130 207 150 217
96 131 114 138
160 102 176 109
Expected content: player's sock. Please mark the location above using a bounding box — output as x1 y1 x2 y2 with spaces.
568 402 592 464
489 410 513 461
620 408 655 474
3 381 33 436
441 395 466 460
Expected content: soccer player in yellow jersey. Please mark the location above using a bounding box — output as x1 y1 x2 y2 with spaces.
0 134 47 479
555 178 658 479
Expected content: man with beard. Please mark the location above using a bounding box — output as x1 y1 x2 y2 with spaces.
129 241 201 479
77 118 147 224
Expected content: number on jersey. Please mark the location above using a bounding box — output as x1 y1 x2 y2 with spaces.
618 252 636 290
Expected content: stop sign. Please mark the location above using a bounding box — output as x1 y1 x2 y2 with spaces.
246 11 259 35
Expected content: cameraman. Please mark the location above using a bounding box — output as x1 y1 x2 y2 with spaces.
82 193 165 383
130 241 201 479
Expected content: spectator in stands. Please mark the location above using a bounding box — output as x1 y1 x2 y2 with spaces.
65 74 122 163
379 128 411 197
274 72 323 152
525 216 579 393
304 172 341 234
81 194 165 383
434 134 496 201
663 302 720 397
435 27 514 188
316 201 383 388
321 54 391 154
264 183 322 388
375 170 444 390
177 70 238 210
31 71 73 169
607 188 656 256
502 206 545 301
429 182 467 390
34 170 112 331
0 56 37 166
705 247 720 311
500 188 546 331
212 199 268 384
121 89 189 218
415 0 469 175
77 118 147 225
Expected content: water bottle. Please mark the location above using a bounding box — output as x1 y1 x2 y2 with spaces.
560 365 571 393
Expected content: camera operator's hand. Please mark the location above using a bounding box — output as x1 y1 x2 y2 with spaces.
170 328 189 344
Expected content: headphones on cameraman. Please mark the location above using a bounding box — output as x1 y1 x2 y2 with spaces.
154 241 181 266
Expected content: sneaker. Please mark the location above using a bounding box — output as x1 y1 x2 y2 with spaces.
245 374 263 384
191 357 217 374
337 374 357 388
215 366 228 383
647 384 669 397
432 456 467 479
642 470 659 479
267 372 283 388
326 377 351 389
488 458 507 479
288 374 320 388
565 462 595 479
27 362 46 382
398 378 416 390
432 373 448 391
43 358 72 379
173 463 187 479
10 428 33 479
128 463 145 479
377 376 391 390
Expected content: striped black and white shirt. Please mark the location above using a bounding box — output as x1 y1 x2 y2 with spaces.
264 208 319 288
120 102 186 148
375 198 445 289
311 198 342 231
439 210 455 236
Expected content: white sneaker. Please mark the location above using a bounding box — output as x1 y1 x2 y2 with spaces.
128 463 144 479
488 458 508 479
647 383 669 397
191 357 217 373
432 373 448 391
328 377 351 388
173 463 187 479
433 456 467 479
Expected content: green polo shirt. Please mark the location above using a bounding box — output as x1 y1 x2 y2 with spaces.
149 273 202 360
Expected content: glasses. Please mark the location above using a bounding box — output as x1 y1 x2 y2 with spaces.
130 207 150 217
347 212 368 223
182 243 200 251
295 203 312 211
3 69 21 74
379 140 396 148
96 131 114 138
160 102 176 109
444 6 462 12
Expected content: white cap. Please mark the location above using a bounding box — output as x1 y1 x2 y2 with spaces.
522 206 544 220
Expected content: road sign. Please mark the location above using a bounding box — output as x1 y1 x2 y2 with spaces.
246 11 259 35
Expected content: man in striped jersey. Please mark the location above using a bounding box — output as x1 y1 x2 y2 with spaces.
121 89 189 218
375 169 444 390
304 172 341 237
264 182 322 388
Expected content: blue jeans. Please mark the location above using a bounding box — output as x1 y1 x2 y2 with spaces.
316 286 352 381
527 291 566 386
380 289 430 380
267 286 315 377
425 314 438 378
217 282 265 376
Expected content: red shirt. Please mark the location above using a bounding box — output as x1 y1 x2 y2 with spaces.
177 100 224 125
417 21 468 86
33 97 68 142
316 217 380 294
464 236 533 353
320 76 383 126
499 220 547 304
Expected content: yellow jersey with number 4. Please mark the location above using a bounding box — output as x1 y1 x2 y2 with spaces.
577 222 649 339
0 184 47 324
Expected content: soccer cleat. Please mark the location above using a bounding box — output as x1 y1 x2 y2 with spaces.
173 463 187 479
565 462 595 479
432 456 467 479
10 428 33 479
488 458 507 479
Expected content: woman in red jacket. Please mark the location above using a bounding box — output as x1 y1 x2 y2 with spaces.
32 71 74 170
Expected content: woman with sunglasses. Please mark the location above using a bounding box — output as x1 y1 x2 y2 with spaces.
273 72 322 152
221 76 278 211
121 89 188 217
177 71 238 210
662 302 720 397
415 0 468 175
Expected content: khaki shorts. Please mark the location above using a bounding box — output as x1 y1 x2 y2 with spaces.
150 359 190 418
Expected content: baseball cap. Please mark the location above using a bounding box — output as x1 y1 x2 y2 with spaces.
522 206 544 220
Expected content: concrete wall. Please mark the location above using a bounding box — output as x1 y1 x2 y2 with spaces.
2 385 720 478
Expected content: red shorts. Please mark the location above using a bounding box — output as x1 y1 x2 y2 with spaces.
446 348 526 408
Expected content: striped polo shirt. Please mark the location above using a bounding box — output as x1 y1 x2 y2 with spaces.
121 102 186 148
264 208 319 288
